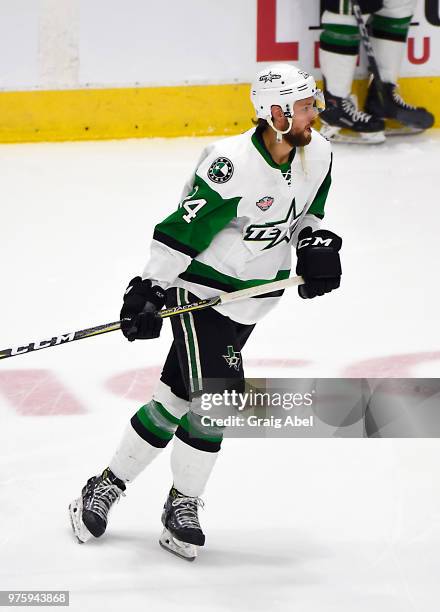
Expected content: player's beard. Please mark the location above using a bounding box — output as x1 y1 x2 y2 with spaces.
283 119 315 147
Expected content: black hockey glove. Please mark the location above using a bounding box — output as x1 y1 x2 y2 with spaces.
120 276 166 341
296 227 342 299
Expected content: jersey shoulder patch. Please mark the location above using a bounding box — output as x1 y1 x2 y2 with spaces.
207 156 234 184
197 132 251 195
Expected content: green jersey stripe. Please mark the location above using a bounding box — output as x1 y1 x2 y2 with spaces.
153 230 199 258
307 153 332 219
179 271 287 298
154 175 240 255
180 259 290 292
251 127 296 171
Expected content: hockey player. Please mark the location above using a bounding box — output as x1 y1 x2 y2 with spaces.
319 0 434 143
69 63 342 560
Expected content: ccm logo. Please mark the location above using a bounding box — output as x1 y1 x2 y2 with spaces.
298 236 333 249
10 333 75 356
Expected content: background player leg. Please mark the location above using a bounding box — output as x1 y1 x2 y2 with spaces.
365 0 434 132
319 1 385 143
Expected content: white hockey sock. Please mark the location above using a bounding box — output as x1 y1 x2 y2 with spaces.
320 49 358 98
109 423 163 483
171 436 219 498
371 37 405 84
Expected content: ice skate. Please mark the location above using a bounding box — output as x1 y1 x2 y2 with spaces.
159 486 205 561
320 91 385 144
69 468 126 543
365 79 434 135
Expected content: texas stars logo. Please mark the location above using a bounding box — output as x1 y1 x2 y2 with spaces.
208 157 234 184
244 198 300 250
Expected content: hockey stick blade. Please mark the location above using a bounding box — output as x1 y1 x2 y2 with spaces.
0 276 304 360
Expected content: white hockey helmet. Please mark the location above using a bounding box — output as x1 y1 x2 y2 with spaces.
251 63 325 139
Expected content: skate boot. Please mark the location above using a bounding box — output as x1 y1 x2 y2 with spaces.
69 467 126 543
159 486 205 561
365 79 434 134
320 90 385 144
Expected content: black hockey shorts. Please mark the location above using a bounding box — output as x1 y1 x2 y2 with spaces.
160 287 255 403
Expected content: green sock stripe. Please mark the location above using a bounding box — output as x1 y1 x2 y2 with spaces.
324 24 359 36
321 24 360 47
154 401 182 426
136 403 175 441
343 0 352 14
179 414 224 443
371 14 412 36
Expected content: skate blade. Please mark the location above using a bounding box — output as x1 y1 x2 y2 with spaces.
68 497 93 544
159 528 197 561
320 124 385 144
384 120 425 136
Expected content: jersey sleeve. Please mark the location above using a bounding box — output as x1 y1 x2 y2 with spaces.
295 146 332 239
142 149 242 289
306 152 333 220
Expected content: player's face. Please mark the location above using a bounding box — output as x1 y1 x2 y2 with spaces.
286 97 317 147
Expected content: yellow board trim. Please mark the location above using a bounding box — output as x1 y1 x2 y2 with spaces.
0 76 438 143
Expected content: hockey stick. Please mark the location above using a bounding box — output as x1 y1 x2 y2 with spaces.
0 275 304 360
350 0 385 105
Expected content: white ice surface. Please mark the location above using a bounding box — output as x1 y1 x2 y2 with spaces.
1 133 439 611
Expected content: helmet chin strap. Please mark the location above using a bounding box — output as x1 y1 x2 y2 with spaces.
267 116 293 143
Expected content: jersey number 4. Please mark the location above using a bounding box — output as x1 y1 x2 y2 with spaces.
182 198 207 223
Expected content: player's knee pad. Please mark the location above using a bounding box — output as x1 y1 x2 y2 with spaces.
153 379 189 420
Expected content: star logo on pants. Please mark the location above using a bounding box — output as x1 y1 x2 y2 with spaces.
223 345 241 371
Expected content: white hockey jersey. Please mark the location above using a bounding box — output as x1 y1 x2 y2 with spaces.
143 126 333 324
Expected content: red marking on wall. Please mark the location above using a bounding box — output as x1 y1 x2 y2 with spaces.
314 41 320 69
342 351 440 378
257 0 298 62
0 370 85 416
408 37 430 64
105 367 161 402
